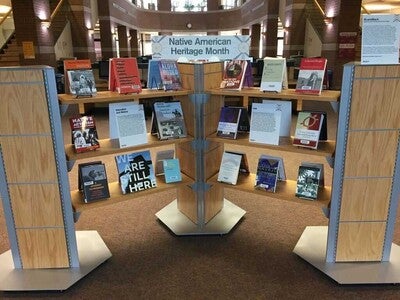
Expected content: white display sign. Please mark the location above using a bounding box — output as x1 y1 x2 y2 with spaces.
361 14 400 65
151 35 250 60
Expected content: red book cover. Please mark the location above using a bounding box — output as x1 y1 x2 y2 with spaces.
69 115 100 153
295 58 327 95
109 58 142 94
158 60 182 91
293 111 324 149
220 60 248 90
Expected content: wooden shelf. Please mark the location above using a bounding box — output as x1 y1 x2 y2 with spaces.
71 174 193 213
58 89 193 105
65 135 193 161
209 173 331 208
207 133 335 157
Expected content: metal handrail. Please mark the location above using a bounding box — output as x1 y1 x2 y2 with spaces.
312 0 326 17
50 0 66 21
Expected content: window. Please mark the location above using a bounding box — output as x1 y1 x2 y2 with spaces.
171 1 207 12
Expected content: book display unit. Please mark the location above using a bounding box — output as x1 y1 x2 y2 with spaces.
0 62 399 291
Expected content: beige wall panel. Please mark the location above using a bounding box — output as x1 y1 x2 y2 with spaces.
0 84 52 135
204 184 224 223
0 69 45 83
336 222 386 262
177 185 197 224
354 65 400 79
17 228 69 269
1 136 58 183
350 80 400 130
9 184 64 228
344 131 398 177
339 178 392 221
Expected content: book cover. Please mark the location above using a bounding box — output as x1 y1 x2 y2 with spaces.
249 103 281 145
115 150 157 194
260 57 287 93
108 102 147 148
78 160 102 191
158 59 182 91
301 162 324 187
242 60 254 88
225 150 250 174
163 158 182 183
79 162 110 203
295 165 321 200
216 106 242 139
147 59 163 89
293 111 325 149
220 60 248 90
153 101 187 140
109 57 142 94
254 157 279 192
217 151 243 185
67 69 97 96
261 100 292 137
69 115 100 153
155 149 175 176
259 154 286 181
295 58 327 95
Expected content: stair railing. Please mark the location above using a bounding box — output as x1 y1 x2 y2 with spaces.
40 0 66 27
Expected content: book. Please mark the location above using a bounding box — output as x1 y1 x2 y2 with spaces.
78 161 102 191
216 106 242 139
153 101 187 140
115 150 157 194
225 150 250 174
237 107 250 132
300 110 328 141
163 158 182 183
254 156 279 192
293 111 325 149
259 154 286 181
154 149 175 176
158 59 182 91
64 59 97 97
262 100 292 137
260 57 287 93
147 59 163 89
301 162 324 187
249 103 281 145
109 57 142 94
217 151 243 185
79 162 110 203
220 60 248 90
69 115 100 153
242 60 254 88
108 102 147 148
295 57 327 95
295 165 321 200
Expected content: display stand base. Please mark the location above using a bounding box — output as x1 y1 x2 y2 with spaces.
294 226 400 284
0 230 112 291
156 199 246 235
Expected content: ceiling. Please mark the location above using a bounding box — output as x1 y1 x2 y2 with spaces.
362 0 400 14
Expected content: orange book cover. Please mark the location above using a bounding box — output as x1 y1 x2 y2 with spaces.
109 58 142 94
63 59 92 95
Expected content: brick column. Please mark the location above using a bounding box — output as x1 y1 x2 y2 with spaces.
129 29 139 57
283 0 307 58
263 0 279 58
250 24 261 59
207 0 219 11
118 25 129 57
11 0 56 66
97 1 117 60
68 0 96 61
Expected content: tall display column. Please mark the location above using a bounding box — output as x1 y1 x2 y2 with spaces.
294 63 400 284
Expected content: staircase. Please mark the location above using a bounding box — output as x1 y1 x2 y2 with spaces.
0 34 20 67
305 0 326 41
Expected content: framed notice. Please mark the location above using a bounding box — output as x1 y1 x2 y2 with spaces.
22 41 35 59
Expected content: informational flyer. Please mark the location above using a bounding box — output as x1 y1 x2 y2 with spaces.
361 14 400 65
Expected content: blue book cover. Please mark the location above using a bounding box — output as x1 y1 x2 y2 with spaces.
158 59 182 91
115 150 157 194
147 59 163 89
163 158 182 183
254 157 279 192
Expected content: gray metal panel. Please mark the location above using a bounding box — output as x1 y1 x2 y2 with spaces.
42 68 79 268
0 148 22 268
325 63 355 263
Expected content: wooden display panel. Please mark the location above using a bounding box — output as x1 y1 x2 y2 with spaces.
9 184 64 227
204 142 224 181
0 136 58 183
178 63 195 91
204 184 224 223
204 94 225 137
336 222 386 262
177 184 197 224
344 131 398 177
175 95 195 137
339 178 392 221
16 228 69 269
203 62 223 91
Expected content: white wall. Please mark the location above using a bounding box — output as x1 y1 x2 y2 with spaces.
304 19 322 57
54 21 74 60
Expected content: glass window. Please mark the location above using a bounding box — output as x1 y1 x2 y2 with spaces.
171 1 207 12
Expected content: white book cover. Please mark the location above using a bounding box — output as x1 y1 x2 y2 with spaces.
217 151 242 185
260 57 287 93
262 100 292 137
109 102 147 148
153 101 187 140
249 103 282 145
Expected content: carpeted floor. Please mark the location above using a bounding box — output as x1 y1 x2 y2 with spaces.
1 100 400 299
